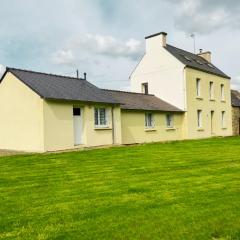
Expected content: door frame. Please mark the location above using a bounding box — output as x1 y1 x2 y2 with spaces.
73 107 83 145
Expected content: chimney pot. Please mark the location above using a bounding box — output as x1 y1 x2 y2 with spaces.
199 49 203 53
84 72 87 80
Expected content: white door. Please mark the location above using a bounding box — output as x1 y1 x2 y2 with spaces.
73 108 82 145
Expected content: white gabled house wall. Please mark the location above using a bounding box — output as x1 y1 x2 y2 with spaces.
130 33 186 110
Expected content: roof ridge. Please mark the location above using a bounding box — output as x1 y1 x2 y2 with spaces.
7 67 85 81
103 88 155 96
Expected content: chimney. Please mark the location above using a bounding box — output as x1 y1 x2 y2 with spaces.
83 72 87 80
197 49 212 63
145 32 167 53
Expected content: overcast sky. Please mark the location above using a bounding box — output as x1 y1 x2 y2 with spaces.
0 0 240 90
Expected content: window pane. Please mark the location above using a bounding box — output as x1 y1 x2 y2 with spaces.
222 111 225 128
197 110 202 128
145 113 153 127
99 108 106 125
166 114 173 127
94 108 99 125
196 79 201 96
221 84 225 100
73 108 81 116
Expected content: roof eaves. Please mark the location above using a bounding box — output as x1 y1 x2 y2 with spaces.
185 65 231 79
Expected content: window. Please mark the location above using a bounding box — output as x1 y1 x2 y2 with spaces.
145 113 154 128
221 111 226 128
73 108 81 116
221 84 225 101
196 78 201 97
209 81 214 100
183 55 191 62
197 110 202 128
142 83 148 94
166 114 174 128
95 108 108 127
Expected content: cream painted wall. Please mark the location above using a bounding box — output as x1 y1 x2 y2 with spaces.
184 68 232 139
42 100 122 151
0 72 44 152
130 40 185 110
82 104 121 147
121 110 184 144
43 100 74 151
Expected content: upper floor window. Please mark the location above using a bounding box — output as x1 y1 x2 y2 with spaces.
221 111 226 128
145 113 154 128
221 84 225 101
142 83 148 94
196 78 201 97
197 110 202 128
166 114 174 128
209 81 214 100
95 108 108 127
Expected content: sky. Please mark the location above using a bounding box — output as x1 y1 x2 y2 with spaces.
0 0 240 90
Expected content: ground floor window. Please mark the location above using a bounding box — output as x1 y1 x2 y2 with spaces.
221 111 226 128
166 114 174 128
197 110 202 128
145 113 154 128
95 108 108 127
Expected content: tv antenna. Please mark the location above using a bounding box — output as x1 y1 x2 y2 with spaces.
190 33 196 53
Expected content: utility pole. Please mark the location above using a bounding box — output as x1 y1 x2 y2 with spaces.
190 33 196 54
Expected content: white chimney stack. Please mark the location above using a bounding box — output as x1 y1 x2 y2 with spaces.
145 32 167 53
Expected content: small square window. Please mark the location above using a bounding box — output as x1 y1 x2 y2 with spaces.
73 108 81 116
95 108 108 127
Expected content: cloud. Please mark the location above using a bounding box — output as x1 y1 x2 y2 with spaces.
52 34 144 66
166 0 240 34
0 65 6 78
231 75 240 90
51 50 75 65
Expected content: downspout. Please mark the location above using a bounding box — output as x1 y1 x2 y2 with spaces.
111 106 115 144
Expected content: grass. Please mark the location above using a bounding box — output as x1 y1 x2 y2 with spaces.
0 137 240 240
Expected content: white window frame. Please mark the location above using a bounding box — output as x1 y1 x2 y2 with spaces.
94 108 108 127
221 84 225 101
209 81 214 100
196 78 201 97
166 114 174 128
221 111 226 128
197 110 202 128
145 113 154 128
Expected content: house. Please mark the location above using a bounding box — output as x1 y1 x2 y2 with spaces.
131 32 232 139
231 90 240 135
0 32 233 152
0 67 184 152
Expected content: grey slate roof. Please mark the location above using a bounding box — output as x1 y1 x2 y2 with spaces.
1 67 183 112
103 89 183 112
3 68 119 104
165 44 230 79
231 90 240 107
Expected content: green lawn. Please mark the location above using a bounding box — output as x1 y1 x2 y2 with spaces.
0 137 240 240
